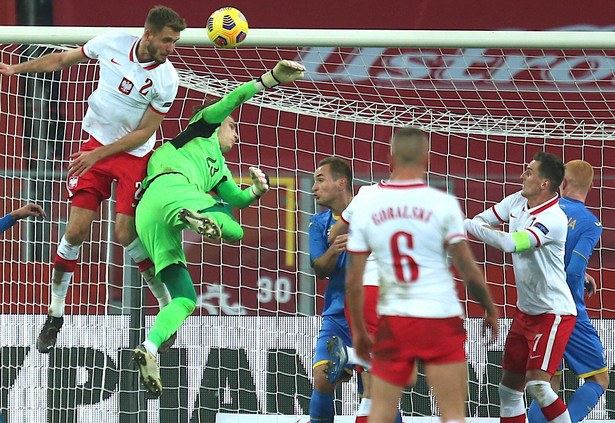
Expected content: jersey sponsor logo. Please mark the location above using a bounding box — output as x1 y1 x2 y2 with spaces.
110 58 120 65
119 77 134 95
533 222 549 235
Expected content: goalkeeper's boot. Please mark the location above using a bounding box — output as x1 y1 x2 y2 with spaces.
36 315 64 353
157 331 177 354
178 209 221 240
198 203 244 242
325 336 349 383
132 344 162 396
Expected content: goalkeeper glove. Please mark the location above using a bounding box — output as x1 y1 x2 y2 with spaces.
258 60 306 88
249 167 270 198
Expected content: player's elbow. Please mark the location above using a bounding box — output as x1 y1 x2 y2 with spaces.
566 269 584 284
499 236 517 253
313 268 329 280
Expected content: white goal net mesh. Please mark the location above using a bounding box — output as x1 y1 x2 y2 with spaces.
0 38 614 422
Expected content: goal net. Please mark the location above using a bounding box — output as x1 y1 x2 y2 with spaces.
0 28 614 423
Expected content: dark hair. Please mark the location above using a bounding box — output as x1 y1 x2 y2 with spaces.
145 5 186 34
318 157 353 193
533 151 565 193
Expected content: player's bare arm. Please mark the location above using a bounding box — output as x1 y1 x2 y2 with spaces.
0 48 87 76
449 240 499 344
10 204 46 220
585 273 597 298
344 252 372 362
327 219 349 244
311 234 348 279
68 108 165 176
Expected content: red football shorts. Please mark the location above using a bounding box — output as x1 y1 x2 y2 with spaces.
345 285 380 372
66 137 151 216
502 310 576 375
345 285 380 336
370 315 467 387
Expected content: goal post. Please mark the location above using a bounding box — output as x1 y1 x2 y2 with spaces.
3 26 615 47
0 27 614 423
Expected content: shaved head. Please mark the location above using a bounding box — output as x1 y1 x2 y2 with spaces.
565 160 594 192
391 127 429 166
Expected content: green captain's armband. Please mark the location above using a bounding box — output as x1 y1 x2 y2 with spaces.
512 230 531 252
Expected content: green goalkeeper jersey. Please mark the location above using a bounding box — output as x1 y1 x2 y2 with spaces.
143 81 260 195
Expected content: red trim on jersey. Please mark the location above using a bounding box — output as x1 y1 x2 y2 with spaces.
80 45 94 60
347 249 371 255
378 181 426 189
444 233 466 246
526 227 542 247
143 62 161 70
129 38 162 70
149 104 166 115
491 205 506 223
129 39 138 62
340 214 350 224
529 195 559 215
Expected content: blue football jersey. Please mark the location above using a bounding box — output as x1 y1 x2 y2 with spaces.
559 197 602 312
308 209 347 317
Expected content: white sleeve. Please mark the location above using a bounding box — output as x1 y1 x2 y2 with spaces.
464 218 518 252
341 184 375 224
82 30 118 60
150 67 179 114
474 192 517 226
441 196 467 246
525 216 564 248
340 200 354 224
346 201 370 253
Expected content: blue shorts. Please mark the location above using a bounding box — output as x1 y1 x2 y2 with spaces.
312 314 354 381
558 311 607 378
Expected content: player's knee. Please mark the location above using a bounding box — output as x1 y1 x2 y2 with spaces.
498 383 524 404
589 371 610 391
64 225 89 245
114 224 137 246
525 380 553 405
174 296 196 315
313 365 336 393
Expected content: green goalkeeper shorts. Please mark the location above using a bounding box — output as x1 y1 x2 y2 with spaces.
135 173 220 274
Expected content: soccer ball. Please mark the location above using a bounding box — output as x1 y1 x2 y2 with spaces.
206 7 249 49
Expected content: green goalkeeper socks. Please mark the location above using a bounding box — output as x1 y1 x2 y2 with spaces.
146 264 196 350
199 203 244 242
147 296 196 350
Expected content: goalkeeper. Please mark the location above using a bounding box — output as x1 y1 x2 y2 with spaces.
132 60 305 396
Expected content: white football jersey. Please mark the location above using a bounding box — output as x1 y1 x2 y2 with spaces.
346 180 467 318
485 191 576 316
341 184 381 287
81 30 179 157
